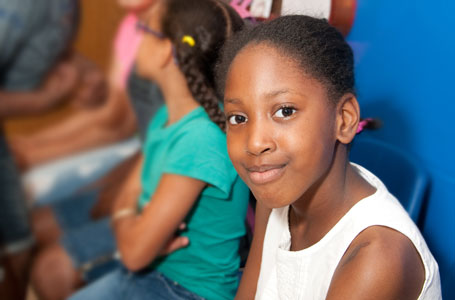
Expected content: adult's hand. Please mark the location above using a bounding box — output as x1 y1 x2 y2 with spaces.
39 61 79 110
71 54 108 109
0 57 77 117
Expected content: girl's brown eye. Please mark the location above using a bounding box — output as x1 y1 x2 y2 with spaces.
228 114 247 125
275 107 296 118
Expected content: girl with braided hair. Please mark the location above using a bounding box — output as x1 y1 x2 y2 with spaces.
65 0 248 299
25 0 249 300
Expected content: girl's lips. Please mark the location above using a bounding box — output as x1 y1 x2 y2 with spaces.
246 164 286 185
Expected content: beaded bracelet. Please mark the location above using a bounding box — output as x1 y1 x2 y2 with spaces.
111 208 136 223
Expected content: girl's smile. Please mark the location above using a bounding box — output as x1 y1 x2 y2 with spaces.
244 163 288 185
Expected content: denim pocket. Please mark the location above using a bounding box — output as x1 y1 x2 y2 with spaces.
130 270 205 300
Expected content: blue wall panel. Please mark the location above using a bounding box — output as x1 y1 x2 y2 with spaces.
347 0 455 298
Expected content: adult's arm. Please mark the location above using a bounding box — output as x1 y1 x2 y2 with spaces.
7 58 137 169
235 201 272 300
0 62 78 119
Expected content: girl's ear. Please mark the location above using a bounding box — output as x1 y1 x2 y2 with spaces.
335 93 360 144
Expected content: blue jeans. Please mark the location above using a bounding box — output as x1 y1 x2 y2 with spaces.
69 268 205 300
60 217 119 282
50 190 119 282
52 190 99 231
0 135 33 254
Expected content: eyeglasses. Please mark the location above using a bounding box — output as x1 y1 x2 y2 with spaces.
136 20 180 64
136 21 165 39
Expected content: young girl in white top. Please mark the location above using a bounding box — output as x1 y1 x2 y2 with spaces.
217 15 442 299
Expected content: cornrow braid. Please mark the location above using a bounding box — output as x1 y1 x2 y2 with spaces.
161 0 244 131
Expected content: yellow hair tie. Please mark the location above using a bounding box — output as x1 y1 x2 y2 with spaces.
182 35 196 47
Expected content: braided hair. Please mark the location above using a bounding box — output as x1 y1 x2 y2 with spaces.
161 0 244 131
216 15 355 104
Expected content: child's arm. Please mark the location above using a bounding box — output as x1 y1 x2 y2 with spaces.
235 201 272 300
326 226 425 300
112 173 206 271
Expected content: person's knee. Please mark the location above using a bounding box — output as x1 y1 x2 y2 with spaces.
31 207 62 247
31 244 81 300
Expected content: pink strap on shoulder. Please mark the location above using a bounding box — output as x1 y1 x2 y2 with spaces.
230 0 253 19
114 13 144 88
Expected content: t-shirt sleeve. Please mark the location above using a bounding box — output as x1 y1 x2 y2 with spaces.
163 122 236 200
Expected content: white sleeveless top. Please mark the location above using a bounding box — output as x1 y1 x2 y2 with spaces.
255 164 441 300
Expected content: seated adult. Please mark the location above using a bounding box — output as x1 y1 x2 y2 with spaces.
0 0 80 299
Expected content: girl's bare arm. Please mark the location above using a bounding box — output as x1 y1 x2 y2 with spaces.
235 201 272 300
113 172 206 271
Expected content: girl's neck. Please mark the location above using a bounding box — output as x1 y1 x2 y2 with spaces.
288 145 376 250
157 69 200 126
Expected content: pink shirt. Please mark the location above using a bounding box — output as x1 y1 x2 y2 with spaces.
114 13 143 88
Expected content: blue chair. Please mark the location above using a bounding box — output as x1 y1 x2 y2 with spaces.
349 137 429 222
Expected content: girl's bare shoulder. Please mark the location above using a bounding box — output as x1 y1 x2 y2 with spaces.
326 226 425 300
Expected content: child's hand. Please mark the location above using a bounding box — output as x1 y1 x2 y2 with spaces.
158 223 190 256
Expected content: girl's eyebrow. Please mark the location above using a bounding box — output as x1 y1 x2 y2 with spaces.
225 89 292 104
264 88 308 101
225 89 306 104
264 89 290 99
224 98 242 104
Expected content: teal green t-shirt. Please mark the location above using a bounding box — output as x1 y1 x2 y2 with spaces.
138 105 249 300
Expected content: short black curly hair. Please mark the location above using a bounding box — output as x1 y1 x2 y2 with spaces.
216 15 355 103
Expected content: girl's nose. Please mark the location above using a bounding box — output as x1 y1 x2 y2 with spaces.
245 120 276 156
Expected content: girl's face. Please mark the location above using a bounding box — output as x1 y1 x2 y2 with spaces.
224 44 338 208
135 2 168 80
